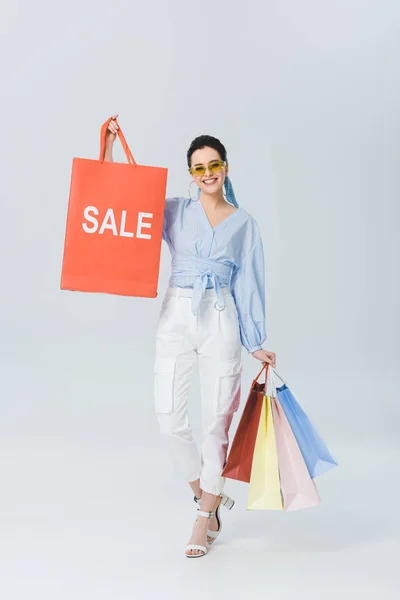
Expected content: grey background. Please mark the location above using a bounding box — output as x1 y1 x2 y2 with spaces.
1 0 399 598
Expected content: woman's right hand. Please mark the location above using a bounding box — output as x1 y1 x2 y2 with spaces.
105 114 119 146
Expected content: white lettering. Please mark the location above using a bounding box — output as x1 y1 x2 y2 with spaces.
82 207 153 239
137 212 153 240
99 208 118 236
82 206 99 233
119 210 134 238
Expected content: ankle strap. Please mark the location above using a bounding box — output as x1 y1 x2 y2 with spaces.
197 509 214 519
194 493 233 507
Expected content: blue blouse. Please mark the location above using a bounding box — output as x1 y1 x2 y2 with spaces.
162 197 267 353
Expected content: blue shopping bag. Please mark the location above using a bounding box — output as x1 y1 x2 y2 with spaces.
272 370 338 478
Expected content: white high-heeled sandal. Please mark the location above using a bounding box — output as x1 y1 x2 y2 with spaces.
194 493 235 544
185 510 214 559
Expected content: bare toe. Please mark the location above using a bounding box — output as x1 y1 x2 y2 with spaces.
185 514 210 557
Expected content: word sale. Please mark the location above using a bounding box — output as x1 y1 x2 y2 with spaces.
82 207 153 239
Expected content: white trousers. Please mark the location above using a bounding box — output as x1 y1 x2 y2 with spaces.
153 287 243 496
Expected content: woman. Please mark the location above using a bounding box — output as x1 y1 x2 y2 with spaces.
105 116 276 558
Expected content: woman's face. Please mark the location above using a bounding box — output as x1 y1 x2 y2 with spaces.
190 146 229 195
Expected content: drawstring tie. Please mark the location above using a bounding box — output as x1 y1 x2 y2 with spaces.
192 271 226 315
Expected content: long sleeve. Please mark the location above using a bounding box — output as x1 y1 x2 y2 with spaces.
162 197 180 244
162 198 172 243
231 234 267 353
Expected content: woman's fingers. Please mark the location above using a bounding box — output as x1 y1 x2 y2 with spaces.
106 114 119 137
264 352 276 367
252 349 276 368
107 123 119 137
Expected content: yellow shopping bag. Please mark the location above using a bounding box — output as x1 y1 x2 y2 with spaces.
247 395 283 510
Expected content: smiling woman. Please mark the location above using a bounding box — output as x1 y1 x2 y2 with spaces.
186 137 239 210
104 119 276 559
192 160 227 195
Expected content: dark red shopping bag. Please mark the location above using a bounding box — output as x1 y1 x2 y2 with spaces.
222 364 269 483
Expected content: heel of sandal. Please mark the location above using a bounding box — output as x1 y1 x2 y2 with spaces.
220 493 235 510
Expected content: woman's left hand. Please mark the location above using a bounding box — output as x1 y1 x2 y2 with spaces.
251 348 276 368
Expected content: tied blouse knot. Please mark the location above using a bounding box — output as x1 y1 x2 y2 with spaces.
171 256 232 314
162 197 267 353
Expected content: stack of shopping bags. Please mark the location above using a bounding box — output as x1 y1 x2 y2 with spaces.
222 364 338 510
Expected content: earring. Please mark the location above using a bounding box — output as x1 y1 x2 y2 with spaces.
189 180 200 202
222 179 227 200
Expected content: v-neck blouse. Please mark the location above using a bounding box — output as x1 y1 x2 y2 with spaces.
162 197 267 353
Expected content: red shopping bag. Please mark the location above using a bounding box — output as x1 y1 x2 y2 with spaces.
222 364 269 483
61 116 168 297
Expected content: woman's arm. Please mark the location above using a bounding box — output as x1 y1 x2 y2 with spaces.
104 115 119 162
104 142 114 162
231 224 276 367
231 241 267 353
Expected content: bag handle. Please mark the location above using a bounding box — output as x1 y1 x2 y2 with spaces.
253 362 269 386
99 116 137 165
266 365 277 397
271 368 286 387
252 364 286 397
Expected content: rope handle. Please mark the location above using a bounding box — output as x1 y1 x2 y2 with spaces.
268 367 288 398
252 363 287 396
99 116 137 165
272 368 286 387
252 362 269 386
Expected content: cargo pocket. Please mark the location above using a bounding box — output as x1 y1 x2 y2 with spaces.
153 357 176 415
215 357 243 416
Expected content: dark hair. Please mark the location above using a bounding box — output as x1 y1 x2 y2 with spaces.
186 135 228 168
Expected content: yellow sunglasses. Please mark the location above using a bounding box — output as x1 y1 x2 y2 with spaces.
188 160 226 177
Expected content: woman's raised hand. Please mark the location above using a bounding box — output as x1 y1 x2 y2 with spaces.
105 114 119 145
104 114 119 162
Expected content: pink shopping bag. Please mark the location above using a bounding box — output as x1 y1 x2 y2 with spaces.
271 396 321 511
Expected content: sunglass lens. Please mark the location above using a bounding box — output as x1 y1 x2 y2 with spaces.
191 166 205 176
209 161 224 174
